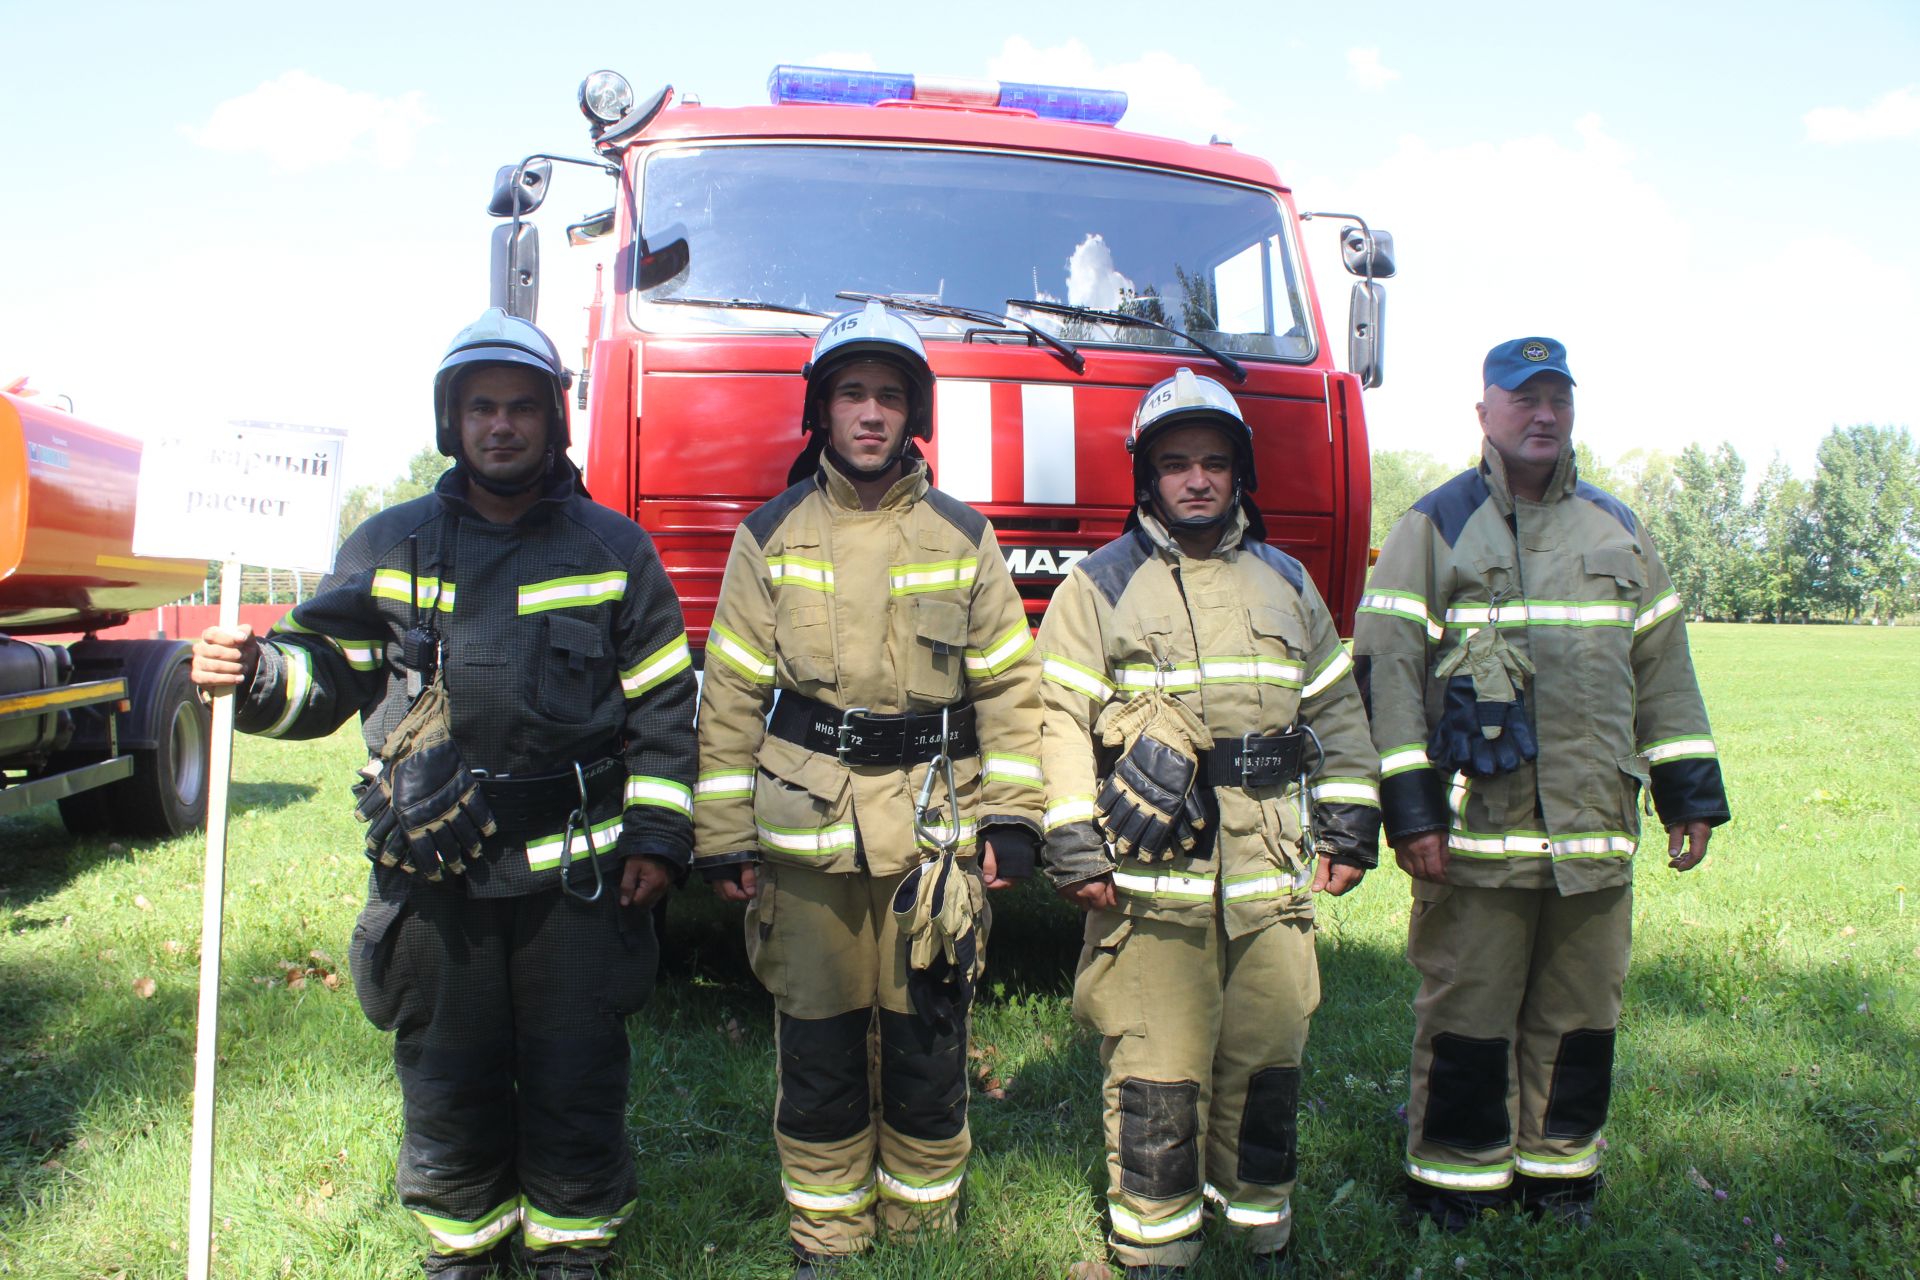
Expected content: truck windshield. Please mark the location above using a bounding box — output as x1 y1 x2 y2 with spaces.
630 143 1315 361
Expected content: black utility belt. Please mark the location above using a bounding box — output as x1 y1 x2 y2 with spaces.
476 752 623 840
769 692 978 766
1198 728 1313 789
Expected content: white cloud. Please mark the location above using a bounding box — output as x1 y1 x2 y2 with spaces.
1804 85 1920 143
181 71 434 173
1346 47 1400 92
1063 234 1133 308
986 37 1238 143
1294 113 1916 476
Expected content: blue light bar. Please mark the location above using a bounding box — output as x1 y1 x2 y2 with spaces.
767 64 1127 126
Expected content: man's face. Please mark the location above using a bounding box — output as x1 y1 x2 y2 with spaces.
1148 423 1236 524
458 364 552 487
824 360 910 473
1477 373 1574 476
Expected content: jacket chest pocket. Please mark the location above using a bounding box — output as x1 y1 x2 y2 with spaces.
777 602 836 691
535 613 605 724
1580 546 1644 686
1248 604 1308 726
908 598 969 703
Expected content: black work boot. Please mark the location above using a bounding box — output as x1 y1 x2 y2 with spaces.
1250 1242 1294 1275
792 1244 849 1279
1401 1175 1512 1232
1123 1266 1187 1278
1516 1172 1599 1227
420 1241 511 1278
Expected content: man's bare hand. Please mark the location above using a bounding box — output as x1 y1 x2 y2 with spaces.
1055 873 1117 912
619 855 675 911
712 863 759 903
1393 831 1450 884
1313 860 1366 896
1667 820 1713 872
191 624 259 696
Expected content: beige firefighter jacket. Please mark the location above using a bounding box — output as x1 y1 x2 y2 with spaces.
1037 507 1381 940
692 455 1042 878
1354 442 1730 895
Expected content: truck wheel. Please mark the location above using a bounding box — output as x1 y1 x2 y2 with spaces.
56 779 116 835
115 660 211 837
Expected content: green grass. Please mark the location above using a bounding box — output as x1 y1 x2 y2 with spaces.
2 624 1916 1278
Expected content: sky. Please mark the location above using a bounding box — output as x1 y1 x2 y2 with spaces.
4 0 1916 490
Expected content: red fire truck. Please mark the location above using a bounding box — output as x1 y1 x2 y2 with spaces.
485 64 1393 644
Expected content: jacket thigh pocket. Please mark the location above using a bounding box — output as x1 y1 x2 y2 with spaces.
744 863 787 1000
753 735 856 872
1072 910 1145 1037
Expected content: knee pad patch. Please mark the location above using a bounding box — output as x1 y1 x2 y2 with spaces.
1543 1027 1615 1140
877 1009 967 1141
776 1008 872 1143
1118 1077 1201 1201
1422 1033 1511 1151
1236 1066 1300 1186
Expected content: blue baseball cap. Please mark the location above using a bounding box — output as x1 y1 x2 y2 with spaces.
1484 337 1576 390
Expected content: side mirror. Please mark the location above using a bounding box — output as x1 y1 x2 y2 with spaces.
1349 280 1386 389
635 227 691 291
1341 227 1396 280
489 159 552 217
567 207 616 247
490 222 540 321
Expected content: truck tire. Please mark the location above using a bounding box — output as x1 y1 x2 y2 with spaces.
114 660 210 837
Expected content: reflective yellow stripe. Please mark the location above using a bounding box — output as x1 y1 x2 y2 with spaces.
1042 654 1114 702
371 568 456 612
1380 744 1430 778
1204 1183 1290 1227
878 1164 965 1202
1311 777 1380 807
1196 656 1304 687
1045 795 1096 830
1405 1157 1513 1190
767 555 835 593
1302 646 1353 699
622 633 691 698
965 622 1033 677
518 572 627 615
694 769 754 802
1113 868 1216 901
625 776 692 815
1358 590 1442 642
415 1197 522 1255
1444 599 1635 629
1115 663 1201 692
709 624 774 684
983 752 1043 788
521 1197 635 1247
1641 734 1716 763
757 821 857 857
259 643 312 739
1110 1196 1203 1243
1222 868 1311 900
1635 591 1681 633
889 557 978 595
782 1175 876 1213
1515 1144 1602 1177
526 816 623 872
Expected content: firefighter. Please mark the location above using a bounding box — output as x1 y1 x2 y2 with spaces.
190 309 696 1279
1353 336 1731 1229
692 301 1043 1274
1037 369 1381 1277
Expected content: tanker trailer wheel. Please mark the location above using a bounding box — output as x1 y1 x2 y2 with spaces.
116 660 211 837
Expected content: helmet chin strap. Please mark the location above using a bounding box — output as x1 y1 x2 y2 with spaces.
1144 477 1243 536
824 439 906 484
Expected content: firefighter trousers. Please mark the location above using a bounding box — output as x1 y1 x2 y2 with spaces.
1404 880 1631 1208
1071 907 1320 1270
350 870 658 1265
744 860 984 1258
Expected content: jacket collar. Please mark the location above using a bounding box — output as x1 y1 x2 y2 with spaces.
819 452 929 512
1479 438 1578 514
1135 503 1249 561
434 460 580 525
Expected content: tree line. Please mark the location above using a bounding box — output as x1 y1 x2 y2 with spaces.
1371 425 1920 623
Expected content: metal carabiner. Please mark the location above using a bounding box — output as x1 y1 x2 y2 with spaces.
558 759 606 903
1293 723 1326 863
911 707 962 858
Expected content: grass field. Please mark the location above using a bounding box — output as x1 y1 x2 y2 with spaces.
2 624 1916 1279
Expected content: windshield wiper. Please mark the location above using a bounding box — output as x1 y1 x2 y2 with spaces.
650 296 832 318
839 291 1085 374
1005 298 1246 384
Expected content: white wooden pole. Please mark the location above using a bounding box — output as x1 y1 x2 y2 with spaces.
186 559 241 1280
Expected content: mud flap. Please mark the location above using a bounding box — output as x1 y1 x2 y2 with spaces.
1543 1027 1615 1140
1423 1032 1511 1150
776 1007 872 1143
1236 1066 1300 1185
1119 1077 1201 1200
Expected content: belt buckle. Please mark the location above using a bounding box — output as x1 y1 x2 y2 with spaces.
836 706 870 765
1239 731 1287 789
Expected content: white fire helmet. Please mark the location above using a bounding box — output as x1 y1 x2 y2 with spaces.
801 300 934 441
1126 367 1257 493
433 308 573 457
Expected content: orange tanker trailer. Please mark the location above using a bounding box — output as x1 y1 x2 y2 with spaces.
1 385 213 836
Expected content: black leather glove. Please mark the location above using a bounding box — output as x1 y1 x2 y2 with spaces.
1096 734 1202 862
1428 676 1539 778
388 738 497 879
